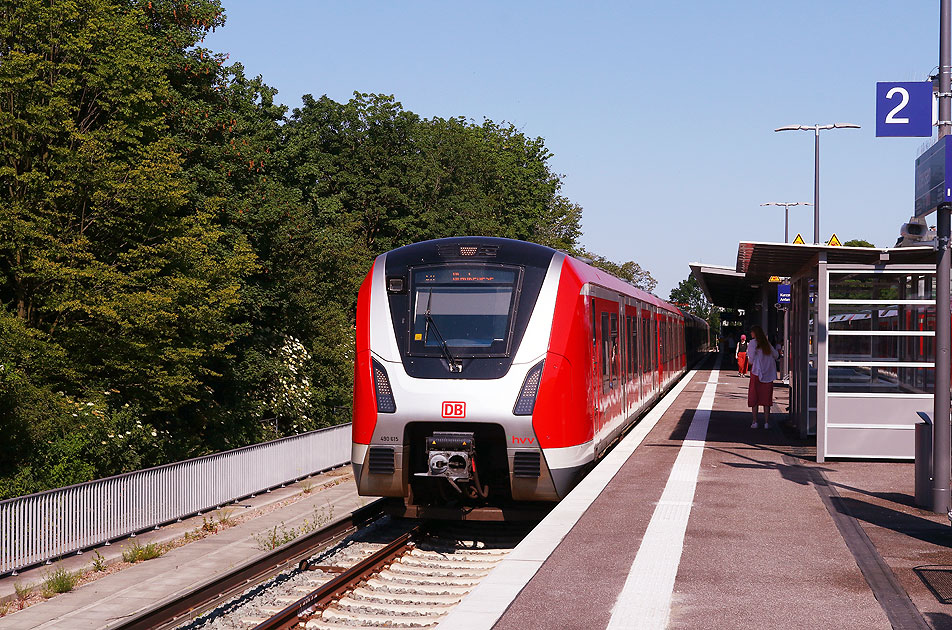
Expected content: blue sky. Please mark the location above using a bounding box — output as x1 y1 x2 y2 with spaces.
206 1 940 297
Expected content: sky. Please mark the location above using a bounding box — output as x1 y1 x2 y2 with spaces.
205 1 941 298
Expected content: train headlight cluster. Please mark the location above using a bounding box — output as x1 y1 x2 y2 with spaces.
513 360 545 415
372 359 397 413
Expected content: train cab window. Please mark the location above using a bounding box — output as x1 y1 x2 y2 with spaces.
408 264 521 357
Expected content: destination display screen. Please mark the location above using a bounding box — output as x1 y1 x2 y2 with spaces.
415 267 517 285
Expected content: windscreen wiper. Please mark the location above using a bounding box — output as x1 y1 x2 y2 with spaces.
424 289 462 372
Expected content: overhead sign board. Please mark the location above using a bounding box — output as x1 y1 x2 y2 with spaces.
914 135 952 217
876 81 933 137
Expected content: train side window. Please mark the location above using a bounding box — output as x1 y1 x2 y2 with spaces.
626 315 635 377
642 314 649 374
591 299 597 348
631 315 639 375
601 312 611 393
610 313 619 386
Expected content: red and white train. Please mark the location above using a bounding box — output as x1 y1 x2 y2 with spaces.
351 237 709 516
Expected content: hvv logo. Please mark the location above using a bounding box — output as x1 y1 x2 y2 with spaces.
441 401 466 418
512 436 535 445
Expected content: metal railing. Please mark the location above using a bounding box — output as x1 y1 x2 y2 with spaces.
0 423 351 575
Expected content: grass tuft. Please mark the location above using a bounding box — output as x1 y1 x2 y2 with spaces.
42 565 79 597
14 581 33 601
91 550 108 572
122 541 163 563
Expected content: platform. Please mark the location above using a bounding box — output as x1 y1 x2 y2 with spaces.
440 353 952 630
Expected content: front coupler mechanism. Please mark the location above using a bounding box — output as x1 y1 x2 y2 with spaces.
415 431 489 499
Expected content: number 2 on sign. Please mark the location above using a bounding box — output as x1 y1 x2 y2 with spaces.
885 87 910 124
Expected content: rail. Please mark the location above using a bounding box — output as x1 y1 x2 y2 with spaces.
0 423 351 575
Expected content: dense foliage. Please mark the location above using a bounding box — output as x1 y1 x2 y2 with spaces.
669 274 720 334
0 0 653 499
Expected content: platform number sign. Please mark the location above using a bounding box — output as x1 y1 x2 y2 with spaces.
876 81 933 137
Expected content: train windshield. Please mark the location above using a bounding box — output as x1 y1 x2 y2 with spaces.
409 265 521 356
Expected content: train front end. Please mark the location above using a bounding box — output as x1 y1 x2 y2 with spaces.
351 238 578 515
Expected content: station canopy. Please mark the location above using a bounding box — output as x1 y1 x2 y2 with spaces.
691 242 934 309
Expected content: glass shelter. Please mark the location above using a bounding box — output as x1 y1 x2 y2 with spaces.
694 243 937 462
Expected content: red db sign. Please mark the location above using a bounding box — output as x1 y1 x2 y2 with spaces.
442 401 466 418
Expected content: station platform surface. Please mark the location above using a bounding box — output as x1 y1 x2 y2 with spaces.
440 354 952 630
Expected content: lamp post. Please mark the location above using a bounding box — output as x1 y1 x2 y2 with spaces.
760 201 813 243
774 123 861 244
934 0 951 515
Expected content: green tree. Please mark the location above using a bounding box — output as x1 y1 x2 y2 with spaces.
843 238 875 247
669 274 720 332
0 0 257 495
575 249 657 293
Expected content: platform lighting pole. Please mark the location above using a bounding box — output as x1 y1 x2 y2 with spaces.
933 0 952 515
760 202 813 243
774 124 860 244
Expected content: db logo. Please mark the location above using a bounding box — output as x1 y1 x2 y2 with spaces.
442 401 466 418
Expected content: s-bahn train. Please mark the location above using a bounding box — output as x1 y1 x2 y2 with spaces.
351 237 709 517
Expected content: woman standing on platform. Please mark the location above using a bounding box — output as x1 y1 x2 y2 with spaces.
747 325 780 429
735 334 748 377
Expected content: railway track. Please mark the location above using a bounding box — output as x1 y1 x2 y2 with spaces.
250 522 530 630
112 501 390 630
101 492 536 630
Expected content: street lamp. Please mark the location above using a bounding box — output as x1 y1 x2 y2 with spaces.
774 123 861 244
760 201 813 243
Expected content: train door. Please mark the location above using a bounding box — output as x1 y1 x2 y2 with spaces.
639 304 648 398
626 303 640 412
665 316 672 381
651 309 664 391
619 302 628 414
646 306 658 395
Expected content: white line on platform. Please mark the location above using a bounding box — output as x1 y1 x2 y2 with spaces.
435 366 707 630
606 363 720 630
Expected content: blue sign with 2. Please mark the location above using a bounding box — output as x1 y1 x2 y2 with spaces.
876 81 933 137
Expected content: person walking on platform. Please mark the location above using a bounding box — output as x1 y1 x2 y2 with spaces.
747 325 780 429
735 334 748 377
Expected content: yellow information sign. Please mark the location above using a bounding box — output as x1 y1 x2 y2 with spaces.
828 233 842 247
768 276 782 283
792 233 805 244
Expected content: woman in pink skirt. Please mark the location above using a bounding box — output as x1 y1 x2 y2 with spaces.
747 325 779 429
